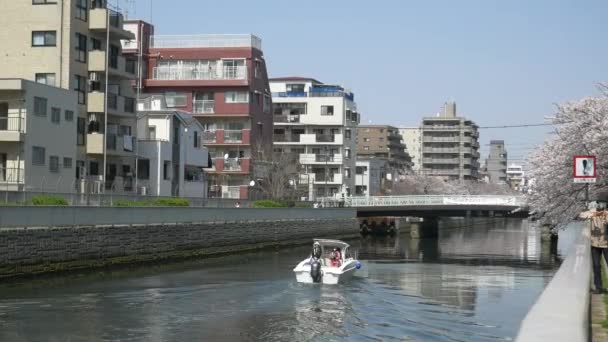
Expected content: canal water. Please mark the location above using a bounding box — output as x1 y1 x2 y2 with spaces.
0 218 576 342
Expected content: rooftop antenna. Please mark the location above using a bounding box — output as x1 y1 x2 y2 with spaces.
124 0 136 19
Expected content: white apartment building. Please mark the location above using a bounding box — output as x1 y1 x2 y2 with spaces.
137 96 210 198
355 159 389 196
0 0 138 193
270 77 359 200
399 127 422 172
506 164 525 191
0 79 77 193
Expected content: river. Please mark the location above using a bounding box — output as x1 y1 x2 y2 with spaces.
0 218 576 341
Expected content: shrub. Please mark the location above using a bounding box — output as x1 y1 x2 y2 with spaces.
113 200 143 207
30 196 68 206
252 200 287 208
152 198 189 207
295 202 313 208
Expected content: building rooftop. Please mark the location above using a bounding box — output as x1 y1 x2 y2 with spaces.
269 76 322 84
150 34 262 50
490 140 505 144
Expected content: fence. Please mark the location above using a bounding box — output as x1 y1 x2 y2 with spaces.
318 195 527 208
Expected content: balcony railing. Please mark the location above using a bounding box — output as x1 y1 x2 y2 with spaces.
223 159 241 171
151 34 262 49
273 114 300 123
193 100 215 113
315 134 335 143
152 66 248 81
221 186 242 199
272 91 308 97
274 134 301 143
0 117 24 132
224 130 243 143
0 167 24 184
202 130 216 143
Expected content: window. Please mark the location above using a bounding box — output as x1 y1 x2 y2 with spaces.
91 38 101 50
75 0 87 21
63 157 72 169
286 84 306 93
363 146 369 151
321 105 334 116
163 161 170 180
148 126 156 139
363 137 370 142
32 146 46 165
165 92 188 107
65 110 74 121
35 73 56 86
137 159 150 180
273 103 307 115
33 0 57 3
193 131 199 148
379 137 384 142
34 97 47 116
254 60 261 78
49 156 59 172
51 107 60 124
255 93 261 105
89 161 99 176
109 45 119 68
32 31 56 46
74 75 86 104
345 129 351 139
77 117 85 145
225 91 249 103
263 95 271 113
75 33 87 62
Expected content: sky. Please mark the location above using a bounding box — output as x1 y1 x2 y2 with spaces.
125 0 608 165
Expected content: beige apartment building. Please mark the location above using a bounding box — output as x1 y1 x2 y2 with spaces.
0 0 137 193
357 125 411 175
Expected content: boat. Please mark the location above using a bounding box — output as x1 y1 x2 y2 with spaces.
293 239 361 285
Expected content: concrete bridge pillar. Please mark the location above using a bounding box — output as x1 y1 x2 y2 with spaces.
541 223 558 243
466 210 472 219
488 210 495 217
410 217 439 239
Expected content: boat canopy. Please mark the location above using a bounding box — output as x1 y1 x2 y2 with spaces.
313 239 350 250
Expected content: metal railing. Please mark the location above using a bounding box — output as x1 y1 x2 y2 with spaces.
272 91 308 98
333 195 526 207
0 117 24 132
192 100 215 113
152 66 247 81
274 134 301 143
202 130 216 143
150 34 262 49
273 115 301 123
223 159 241 171
0 168 24 184
224 130 243 143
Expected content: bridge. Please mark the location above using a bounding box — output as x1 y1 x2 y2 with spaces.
321 195 527 217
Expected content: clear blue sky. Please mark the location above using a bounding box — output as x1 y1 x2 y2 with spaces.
127 0 608 163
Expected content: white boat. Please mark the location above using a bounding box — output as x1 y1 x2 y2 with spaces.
293 239 361 285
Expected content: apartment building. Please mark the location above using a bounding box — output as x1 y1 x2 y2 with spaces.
128 29 272 200
355 159 389 196
270 77 359 199
357 125 411 176
137 95 210 198
420 102 480 180
0 79 77 193
506 163 525 190
0 0 138 193
486 140 508 184
399 127 422 172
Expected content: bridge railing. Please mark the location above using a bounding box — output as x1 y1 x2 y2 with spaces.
319 195 526 207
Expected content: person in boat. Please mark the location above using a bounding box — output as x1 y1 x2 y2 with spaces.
330 247 342 267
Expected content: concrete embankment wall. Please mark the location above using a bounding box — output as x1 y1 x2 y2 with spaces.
0 207 358 278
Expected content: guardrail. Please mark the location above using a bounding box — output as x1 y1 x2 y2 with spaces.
515 222 589 342
319 195 527 207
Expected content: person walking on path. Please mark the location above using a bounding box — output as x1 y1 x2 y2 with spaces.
580 191 608 294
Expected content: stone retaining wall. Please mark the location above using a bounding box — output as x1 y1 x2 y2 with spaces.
0 218 358 278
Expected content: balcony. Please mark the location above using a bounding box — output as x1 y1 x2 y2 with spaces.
422 125 461 131
422 169 460 176
272 92 308 98
422 136 460 143
0 116 25 141
89 8 135 40
202 129 249 145
202 130 217 143
88 50 136 80
192 100 215 114
0 167 24 185
313 173 343 184
224 130 243 143
273 114 301 124
423 147 461 153
87 92 136 118
86 133 136 156
150 34 262 49
422 157 460 164
152 66 248 81
299 154 343 164
274 134 301 143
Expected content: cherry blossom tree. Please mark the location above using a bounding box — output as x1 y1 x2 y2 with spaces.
528 84 608 227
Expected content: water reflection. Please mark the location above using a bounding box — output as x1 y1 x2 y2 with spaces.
0 219 575 341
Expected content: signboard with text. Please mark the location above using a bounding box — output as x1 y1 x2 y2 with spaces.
573 155 596 183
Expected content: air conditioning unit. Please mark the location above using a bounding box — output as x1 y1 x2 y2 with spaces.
89 72 99 82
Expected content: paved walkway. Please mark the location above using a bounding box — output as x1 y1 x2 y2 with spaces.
591 292 607 341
